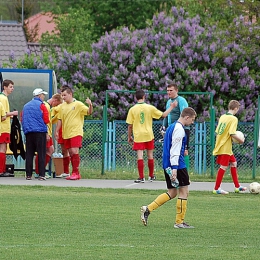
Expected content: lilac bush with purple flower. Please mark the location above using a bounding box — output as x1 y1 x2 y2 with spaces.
3 7 260 121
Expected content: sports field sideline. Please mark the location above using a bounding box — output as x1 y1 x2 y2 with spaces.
0 177 251 192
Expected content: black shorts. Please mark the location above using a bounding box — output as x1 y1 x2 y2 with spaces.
164 168 190 189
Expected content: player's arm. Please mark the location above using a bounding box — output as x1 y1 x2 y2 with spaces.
55 120 62 141
40 103 50 124
127 124 133 145
230 133 245 144
161 100 177 118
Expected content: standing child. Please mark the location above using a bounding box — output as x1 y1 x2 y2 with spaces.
212 100 247 194
126 89 177 183
55 85 93 180
140 107 197 228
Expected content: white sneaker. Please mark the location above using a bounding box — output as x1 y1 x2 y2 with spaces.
60 173 70 178
213 188 229 195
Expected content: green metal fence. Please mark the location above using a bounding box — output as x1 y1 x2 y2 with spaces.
78 120 259 178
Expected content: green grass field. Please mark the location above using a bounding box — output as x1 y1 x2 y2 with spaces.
0 185 260 259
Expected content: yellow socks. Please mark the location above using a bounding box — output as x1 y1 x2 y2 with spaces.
175 198 187 224
147 192 171 212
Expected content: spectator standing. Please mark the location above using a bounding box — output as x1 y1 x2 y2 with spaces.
54 85 93 180
162 83 190 169
140 107 197 228
0 80 18 177
34 93 63 178
126 89 177 183
212 100 247 194
22 88 50 180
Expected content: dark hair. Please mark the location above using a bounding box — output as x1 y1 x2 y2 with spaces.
60 85 73 95
2 79 14 88
135 89 145 100
167 82 178 90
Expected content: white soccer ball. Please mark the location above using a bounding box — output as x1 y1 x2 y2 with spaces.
249 182 260 194
232 131 245 144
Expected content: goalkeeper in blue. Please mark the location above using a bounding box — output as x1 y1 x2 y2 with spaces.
140 107 197 228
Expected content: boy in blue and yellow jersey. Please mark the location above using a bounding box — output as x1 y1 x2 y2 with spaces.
212 100 246 195
126 89 177 183
140 107 197 228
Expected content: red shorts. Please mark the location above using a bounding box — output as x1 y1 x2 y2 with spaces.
58 128 64 144
46 137 53 148
0 133 10 143
216 154 236 167
63 135 82 149
133 139 154 151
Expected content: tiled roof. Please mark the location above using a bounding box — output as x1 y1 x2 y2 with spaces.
0 23 28 65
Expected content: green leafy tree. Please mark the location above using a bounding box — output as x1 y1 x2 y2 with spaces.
40 0 177 39
40 7 96 54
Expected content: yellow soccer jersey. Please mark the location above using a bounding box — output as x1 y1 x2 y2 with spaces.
0 93 10 133
213 113 238 156
126 102 163 142
51 103 62 125
44 101 52 136
58 100 89 139
0 102 6 134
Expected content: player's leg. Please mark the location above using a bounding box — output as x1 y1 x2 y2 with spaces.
134 148 145 183
140 170 177 226
230 156 247 193
147 141 155 181
213 155 229 194
66 135 82 180
174 169 194 228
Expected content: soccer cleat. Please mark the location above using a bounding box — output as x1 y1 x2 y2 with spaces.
26 176 32 180
134 178 145 183
234 186 247 193
174 222 194 229
213 189 229 195
45 173 52 179
34 173 39 179
148 176 156 182
66 173 81 180
38 176 46 181
140 206 150 226
61 173 70 178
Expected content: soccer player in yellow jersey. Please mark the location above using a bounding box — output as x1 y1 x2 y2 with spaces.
55 85 93 180
51 102 70 178
126 89 177 183
0 102 6 133
0 80 18 177
34 94 62 178
212 100 246 195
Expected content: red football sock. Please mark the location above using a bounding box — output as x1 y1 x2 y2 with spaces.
230 166 240 188
137 159 144 179
0 152 6 173
63 156 70 174
148 159 154 177
71 154 80 175
45 154 51 167
214 168 226 190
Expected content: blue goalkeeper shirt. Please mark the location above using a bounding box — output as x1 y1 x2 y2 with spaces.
162 121 187 170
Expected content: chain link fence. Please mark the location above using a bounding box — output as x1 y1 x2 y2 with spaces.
7 120 259 178
79 120 258 178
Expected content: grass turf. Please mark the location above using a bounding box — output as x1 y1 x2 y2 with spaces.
0 185 260 260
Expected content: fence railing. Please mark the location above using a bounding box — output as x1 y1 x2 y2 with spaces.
8 120 259 178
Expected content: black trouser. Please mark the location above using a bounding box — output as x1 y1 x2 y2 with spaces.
25 132 46 177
